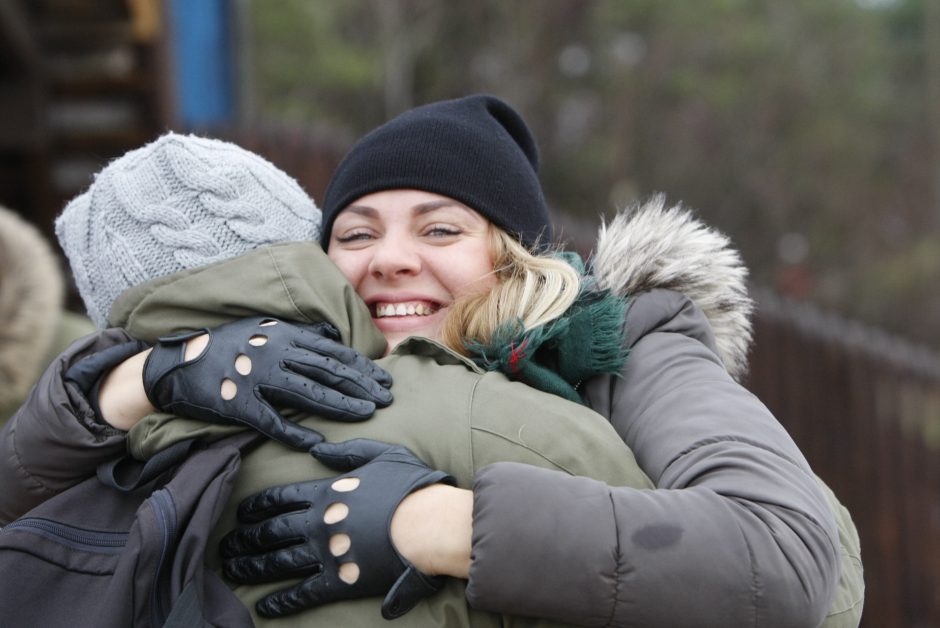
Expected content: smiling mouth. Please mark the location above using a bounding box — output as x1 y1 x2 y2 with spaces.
372 301 441 318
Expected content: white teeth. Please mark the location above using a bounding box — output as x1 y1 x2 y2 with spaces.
374 301 437 318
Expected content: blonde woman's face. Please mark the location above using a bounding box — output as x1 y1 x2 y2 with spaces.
327 189 498 351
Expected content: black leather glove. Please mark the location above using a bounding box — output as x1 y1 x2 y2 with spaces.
143 317 393 450
219 439 456 619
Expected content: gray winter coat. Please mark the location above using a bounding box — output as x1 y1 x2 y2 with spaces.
468 198 862 627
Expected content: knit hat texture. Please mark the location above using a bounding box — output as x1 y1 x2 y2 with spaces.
321 94 552 249
56 132 321 328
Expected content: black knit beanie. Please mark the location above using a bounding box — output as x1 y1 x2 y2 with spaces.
321 94 553 249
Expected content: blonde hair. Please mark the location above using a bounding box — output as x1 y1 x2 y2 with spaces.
440 227 580 355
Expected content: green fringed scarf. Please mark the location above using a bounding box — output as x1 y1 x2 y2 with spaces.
466 252 628 403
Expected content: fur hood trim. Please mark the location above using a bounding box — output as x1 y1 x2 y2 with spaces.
0 206 63 408
591 194 754 381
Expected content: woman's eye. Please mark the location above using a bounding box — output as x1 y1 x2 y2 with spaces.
425 226 462 237
335 230 374 243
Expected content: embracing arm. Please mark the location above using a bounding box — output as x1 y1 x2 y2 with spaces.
0 329 136 523
1 316 395 524
230 290 839 626
0 331 216 525
466 290 839 628
0 330 211 523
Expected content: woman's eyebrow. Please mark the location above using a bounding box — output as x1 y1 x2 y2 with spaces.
343 199 473 217
342 205 379 217
413 200 473 216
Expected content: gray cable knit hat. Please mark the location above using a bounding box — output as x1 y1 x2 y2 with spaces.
56 132 321 328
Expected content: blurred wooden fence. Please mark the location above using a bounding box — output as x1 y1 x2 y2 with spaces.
747 289 940 628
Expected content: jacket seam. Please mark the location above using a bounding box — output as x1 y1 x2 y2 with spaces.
469 426 574 474
9 419 57 497
466 378 480 481
664 434 812 488
826 594 865 618
734 511 762 628
603 488 624 628
265 248 312 323
656 436 824 506
66 373 128 439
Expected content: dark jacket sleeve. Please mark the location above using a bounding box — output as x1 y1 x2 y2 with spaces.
0 329 133 524
467 289 840 628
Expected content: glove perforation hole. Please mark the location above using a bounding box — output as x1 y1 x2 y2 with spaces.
339 561 360 585
220 378 237 400
183 333 210 361
329 533 351 557
248 334 268 347
331 477 360 493
235 353 252 375
323 502 348 524
259 319 279 327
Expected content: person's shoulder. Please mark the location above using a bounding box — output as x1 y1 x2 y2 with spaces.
470 373 653 487
619 288 716 349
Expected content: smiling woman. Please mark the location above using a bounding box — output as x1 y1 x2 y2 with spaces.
327 190 500 351
326 188 580 355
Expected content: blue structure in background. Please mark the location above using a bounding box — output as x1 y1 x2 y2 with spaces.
167 0 234 127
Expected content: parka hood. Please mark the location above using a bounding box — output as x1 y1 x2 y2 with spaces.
0 206 64 409
591 195 754 380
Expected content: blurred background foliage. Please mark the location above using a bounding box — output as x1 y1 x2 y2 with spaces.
243 0 939 349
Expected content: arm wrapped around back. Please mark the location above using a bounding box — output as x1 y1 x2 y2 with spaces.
467 290 840 628
0 329 133 523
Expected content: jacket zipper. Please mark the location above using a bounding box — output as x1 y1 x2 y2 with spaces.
3 517 127 552
149 488 178 628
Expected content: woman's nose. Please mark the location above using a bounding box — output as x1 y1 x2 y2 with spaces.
368 238 421 279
